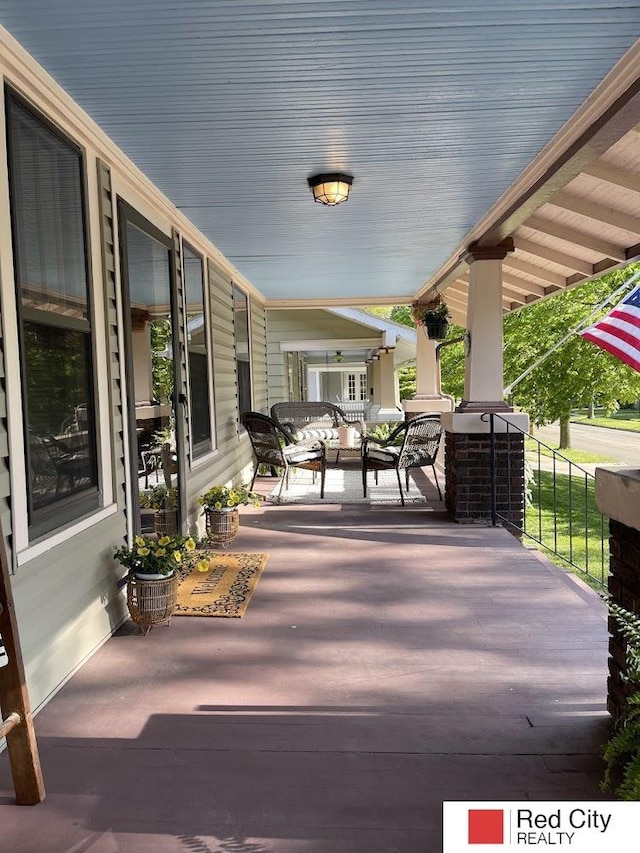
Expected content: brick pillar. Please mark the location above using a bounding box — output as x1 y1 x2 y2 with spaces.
445 430 525 531
606 519 640 720
595 467 640 722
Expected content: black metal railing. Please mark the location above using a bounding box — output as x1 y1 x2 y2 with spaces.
485 412 608 591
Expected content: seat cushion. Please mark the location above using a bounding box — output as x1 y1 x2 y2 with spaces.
283 444 323 464
366 446 400 464
293 427 338 442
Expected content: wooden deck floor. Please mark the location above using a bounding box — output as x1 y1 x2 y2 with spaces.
0 477 610 852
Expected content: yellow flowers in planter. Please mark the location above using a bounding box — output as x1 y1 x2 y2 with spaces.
114 533 197 578
198 483 261 511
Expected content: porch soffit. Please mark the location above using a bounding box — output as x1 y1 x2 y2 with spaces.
418 45 640 326
0 4 638 311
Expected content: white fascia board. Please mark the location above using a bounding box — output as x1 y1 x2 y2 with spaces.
280 337 382 351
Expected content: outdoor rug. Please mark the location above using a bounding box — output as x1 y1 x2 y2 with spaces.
175 552 268 617
267 465 430 505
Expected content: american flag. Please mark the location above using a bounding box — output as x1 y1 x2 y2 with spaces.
579 284 640 373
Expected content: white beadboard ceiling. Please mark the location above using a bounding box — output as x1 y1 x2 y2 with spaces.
0 1 639 313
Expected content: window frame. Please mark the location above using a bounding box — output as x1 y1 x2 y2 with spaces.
232 282 253 424
4 86 103 544
182 239 215 462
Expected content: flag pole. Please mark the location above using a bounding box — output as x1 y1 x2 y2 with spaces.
503 270 640 397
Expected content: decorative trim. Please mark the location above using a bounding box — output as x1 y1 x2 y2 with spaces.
462 239 515 265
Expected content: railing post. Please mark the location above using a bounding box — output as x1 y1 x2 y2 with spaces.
488 413 497 526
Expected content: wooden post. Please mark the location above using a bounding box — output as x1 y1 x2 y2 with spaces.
0 520 45 804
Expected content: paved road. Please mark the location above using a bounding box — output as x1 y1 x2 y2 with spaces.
535 421 640 467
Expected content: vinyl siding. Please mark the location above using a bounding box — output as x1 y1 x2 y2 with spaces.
0 320 12 567
7 158 129 715
0 48 266 717
183 260 258 537
266 308 377 407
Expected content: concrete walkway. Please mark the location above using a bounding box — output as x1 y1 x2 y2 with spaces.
0 495 610 852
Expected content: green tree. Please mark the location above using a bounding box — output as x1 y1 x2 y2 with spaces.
503 265 640 448
389 305 466 401
439 324 465 401
150 318 174 403
389 305 412 326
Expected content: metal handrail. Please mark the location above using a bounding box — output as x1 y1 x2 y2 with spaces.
485 412 608 590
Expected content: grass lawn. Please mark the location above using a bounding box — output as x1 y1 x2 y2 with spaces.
524 439 615 465
524 469 608 591
571 409 640 433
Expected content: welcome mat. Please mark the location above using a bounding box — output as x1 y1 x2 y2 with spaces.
175 552 268 618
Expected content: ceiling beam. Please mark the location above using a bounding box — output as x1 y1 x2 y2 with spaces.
461 269 547 297
548 190 640 236
525 215 627 261
501 273 547 297
502 256 567 287
477 76 640 246
512 236 594 276
581 161 640 194
419 46 640 299
501 287 527 305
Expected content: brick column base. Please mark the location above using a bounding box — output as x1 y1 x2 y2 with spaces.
607 519 640 720
444 431 524 530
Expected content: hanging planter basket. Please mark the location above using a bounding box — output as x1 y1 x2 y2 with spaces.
424 319 450 341
412 299 451 342
205 507 240 548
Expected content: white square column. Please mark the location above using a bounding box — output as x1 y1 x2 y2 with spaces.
459 240 514 413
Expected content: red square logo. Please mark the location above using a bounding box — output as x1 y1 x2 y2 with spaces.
468 809 504 844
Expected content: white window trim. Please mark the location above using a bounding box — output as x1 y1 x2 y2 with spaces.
233 282 253 421
0 88 115 555
181 238 217 465
17 503 119 566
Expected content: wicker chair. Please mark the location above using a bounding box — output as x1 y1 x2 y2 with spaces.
361 414 443 505
241 411 327 501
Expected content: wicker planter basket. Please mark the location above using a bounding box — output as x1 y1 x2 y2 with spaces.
205 507 239 548
126 573 179 635
154 508 178 536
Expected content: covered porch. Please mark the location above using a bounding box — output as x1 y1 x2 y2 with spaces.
0 495 608 851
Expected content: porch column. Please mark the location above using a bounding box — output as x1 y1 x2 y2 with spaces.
308 369 321 402
595 468 640 721
371 359 381 407
459 242 513 412
403 329 454 419
443 240 528 525
377 349 401 420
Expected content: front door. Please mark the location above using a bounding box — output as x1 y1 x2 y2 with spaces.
118 201 184 535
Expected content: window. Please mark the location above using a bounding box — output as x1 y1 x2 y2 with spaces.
346 372 367 402
6 91 99 538
183 244 213 458
232 284 252 417
347 373 356 401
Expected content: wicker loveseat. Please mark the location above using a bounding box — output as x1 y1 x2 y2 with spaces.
270 401 366 446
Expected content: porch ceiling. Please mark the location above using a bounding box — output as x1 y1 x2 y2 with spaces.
0 2 639 314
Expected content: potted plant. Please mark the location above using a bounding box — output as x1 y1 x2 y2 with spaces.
114 534 205 634
411 299 451 340
198 483 261 548
139 485 178 535
114 532 195 580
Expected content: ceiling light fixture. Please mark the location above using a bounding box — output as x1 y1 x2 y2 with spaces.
334 351 344 363
308 173 353 206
